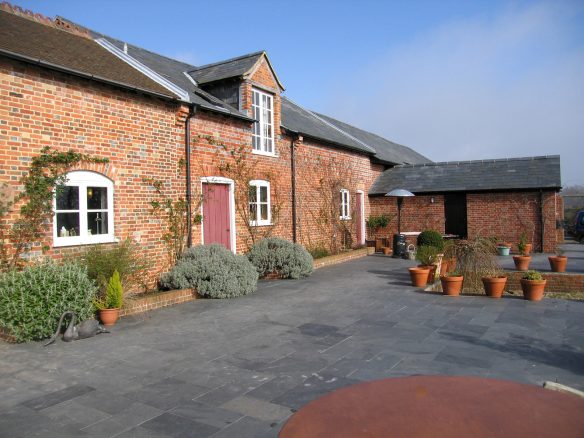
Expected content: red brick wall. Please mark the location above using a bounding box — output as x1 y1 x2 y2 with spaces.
369 190 560 252
0 58 184 287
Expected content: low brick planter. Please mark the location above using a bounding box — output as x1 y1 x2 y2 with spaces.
120 288 198 317
313 247 375 269
506 272 584 293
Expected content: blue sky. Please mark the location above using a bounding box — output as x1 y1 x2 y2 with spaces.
16 0 584 185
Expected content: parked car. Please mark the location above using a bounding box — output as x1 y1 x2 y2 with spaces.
574 210 584 243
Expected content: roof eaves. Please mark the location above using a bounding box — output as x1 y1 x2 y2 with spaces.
95 38 190 102
0 47 178 101
281 123 375 156
191 50 265 71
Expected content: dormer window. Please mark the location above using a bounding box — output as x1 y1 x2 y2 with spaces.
252 88 274 156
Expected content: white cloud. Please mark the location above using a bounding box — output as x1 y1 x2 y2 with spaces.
323 2 584 186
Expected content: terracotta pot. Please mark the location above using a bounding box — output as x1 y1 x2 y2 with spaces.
382 247 391 255
520 279 546 301
98 308 120 326
513 255 531 271
440 275 463 296
439 259 449 276
418 264 437 284
524 243 532 255
409 267 431 288
482 276 507 298
375 238 386 252
548 256 568 273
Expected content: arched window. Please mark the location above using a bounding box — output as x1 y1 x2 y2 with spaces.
249 180 271 226
340 189 351 220
53 171 115 246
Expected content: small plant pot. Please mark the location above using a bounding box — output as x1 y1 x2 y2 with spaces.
439 259 449 276
98 308 120 326
482 276 507 298
409 267 431 288
513 255 531 271
382 247 391 255
375 238 386 253
440 275 463 296
496 246 510 256
524 244 532 255
520 279 546 301
548 256 568 273
418 264 437 284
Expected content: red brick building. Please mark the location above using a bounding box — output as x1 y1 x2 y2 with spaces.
0 5 562 286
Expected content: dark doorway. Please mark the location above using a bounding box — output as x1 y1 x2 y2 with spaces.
444 193 467 238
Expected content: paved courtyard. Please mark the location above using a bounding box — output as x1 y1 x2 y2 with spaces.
1 255 583 437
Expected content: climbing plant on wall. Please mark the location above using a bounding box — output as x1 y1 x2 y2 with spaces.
0 147 108 271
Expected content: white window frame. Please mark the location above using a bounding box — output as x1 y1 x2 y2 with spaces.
251 88 275 156
249 180 271 226
53 171 115 247
340 189 351 220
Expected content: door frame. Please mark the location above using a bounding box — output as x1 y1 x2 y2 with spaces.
200 176 236 253
356 190 366 246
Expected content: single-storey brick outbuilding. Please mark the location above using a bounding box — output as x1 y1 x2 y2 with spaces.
0 5 563 286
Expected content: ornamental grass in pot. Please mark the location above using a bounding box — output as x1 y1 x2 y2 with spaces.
440 270 463 296
513 234 531 271
548 247 568 273
94 270 123 326
448 237 502 293
520 270 546 301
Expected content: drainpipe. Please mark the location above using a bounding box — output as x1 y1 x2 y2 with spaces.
539 189 545 253
290 132 299 243
185 105 197 248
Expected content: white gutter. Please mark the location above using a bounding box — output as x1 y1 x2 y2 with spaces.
95 38 190 102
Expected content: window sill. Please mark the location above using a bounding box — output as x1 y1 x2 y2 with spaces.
53 236 118 248
250 222 273 227
340 217 352 221
252 149 277 158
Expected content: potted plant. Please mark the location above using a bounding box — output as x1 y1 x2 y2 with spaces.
440 270 463 296
415 245 439 284
496 244 511 256
409 266 431 288
381 246 391 255
520 270 546 301
548 247 568 273
366 215 391 251
481 269 508 299
94 270 123 326
513 234 531 271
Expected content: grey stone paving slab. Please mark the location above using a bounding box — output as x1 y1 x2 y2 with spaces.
1 254 583 437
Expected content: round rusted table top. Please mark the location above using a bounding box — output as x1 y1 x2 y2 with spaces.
279 376 584 438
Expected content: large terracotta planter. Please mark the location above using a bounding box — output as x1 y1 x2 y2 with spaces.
520 279 546 301
482 276 507 298
439 259 449 276
98 308 120 326
375 238 387 253
548 256 568 273
513 255 531 271
440 275 464 296
409 267 431 288
382 247 391 255
418 264 437 284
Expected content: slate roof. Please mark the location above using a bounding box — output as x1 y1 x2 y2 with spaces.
56 16 252 120
315 112 432 165
0 11 174 98
281 97 376 155
369 156 562 195
190 51 263 84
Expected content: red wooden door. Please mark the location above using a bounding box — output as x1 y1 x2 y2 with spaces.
356 192 364 245
202 183 231 250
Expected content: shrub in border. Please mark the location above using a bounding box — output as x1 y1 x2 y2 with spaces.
247 237 313 279
0 262 98 342
160 244 258 298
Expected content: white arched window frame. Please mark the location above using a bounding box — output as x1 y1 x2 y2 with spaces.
249 180 271 226
53 171 115 247
340 189 351 220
